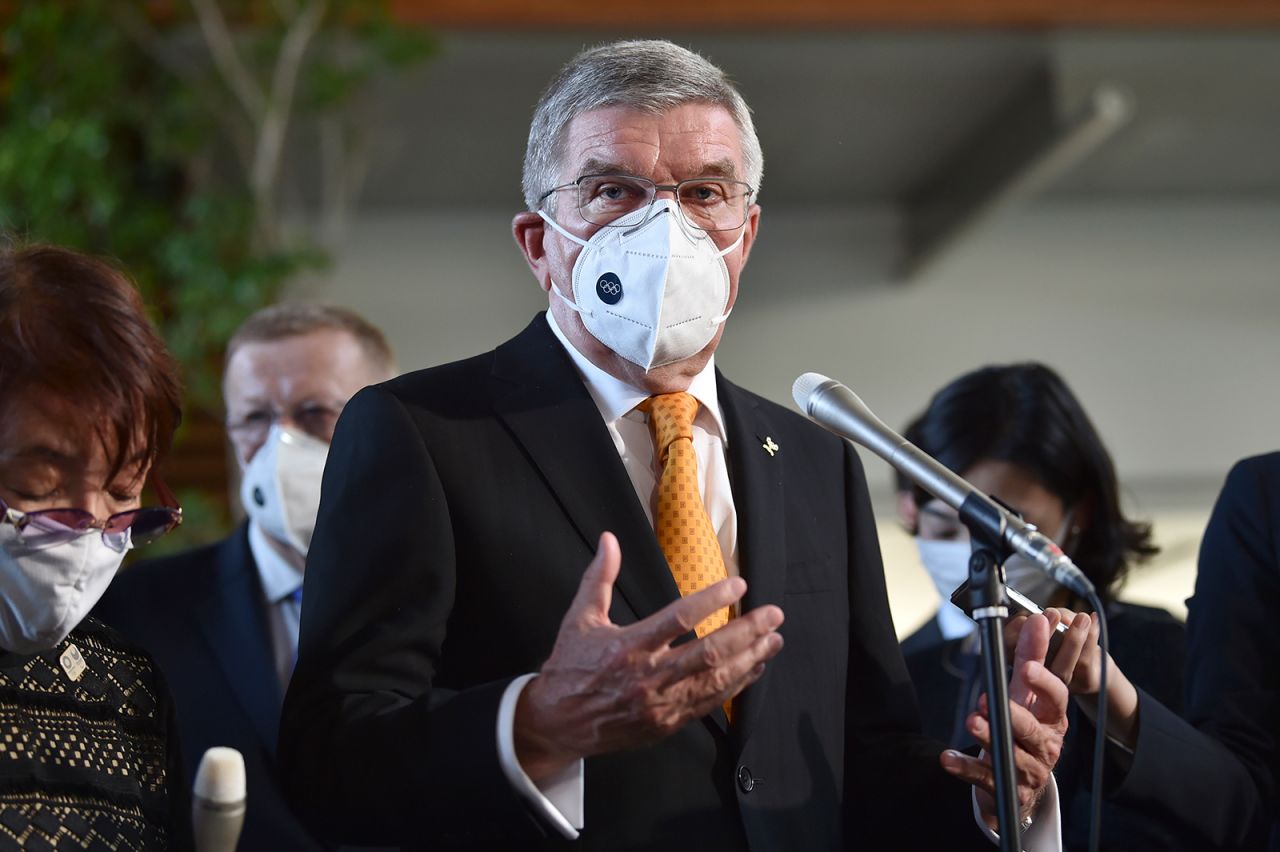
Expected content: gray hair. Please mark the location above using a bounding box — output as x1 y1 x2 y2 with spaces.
225 302 396 378
521 40 764 211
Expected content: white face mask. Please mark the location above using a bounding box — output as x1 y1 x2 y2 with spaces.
239 424 329 556
915 537 978 640
0 523 129 654
539 200 742 371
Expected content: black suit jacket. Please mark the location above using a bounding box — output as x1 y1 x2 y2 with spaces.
1107 454 1280 850
95 524 326 851
279 315 988 851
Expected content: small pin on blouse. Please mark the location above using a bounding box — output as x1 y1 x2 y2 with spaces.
59 643 86 682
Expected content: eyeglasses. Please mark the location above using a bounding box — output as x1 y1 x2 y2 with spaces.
226 402 343 448
0 478 183 553
538 174 756 232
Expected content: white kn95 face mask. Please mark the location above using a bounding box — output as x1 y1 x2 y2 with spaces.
239 424 329 556
539 200 742 371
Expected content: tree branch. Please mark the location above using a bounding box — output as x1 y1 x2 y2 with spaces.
189 0 267 120
250 0 328 248
317 111 371 250
112 3 258 176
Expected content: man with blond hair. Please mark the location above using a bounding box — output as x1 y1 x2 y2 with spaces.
101 303 395 851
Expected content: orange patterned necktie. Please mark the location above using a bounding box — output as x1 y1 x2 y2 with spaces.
639 392 732 639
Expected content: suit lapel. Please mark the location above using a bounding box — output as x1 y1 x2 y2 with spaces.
489 317 679 626
489 321 784 742
194 525 285 754
718 375 788 747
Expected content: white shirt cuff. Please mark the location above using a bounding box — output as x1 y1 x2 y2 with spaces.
971 768 1062 851
497 673 584 839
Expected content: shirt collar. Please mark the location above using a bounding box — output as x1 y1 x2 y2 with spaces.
544 311 726 440
247 520 304 604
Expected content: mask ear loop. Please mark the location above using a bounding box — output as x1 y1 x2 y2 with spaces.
537 210 591 248
708 228 745 326
548 279 590 318
536 211 594 318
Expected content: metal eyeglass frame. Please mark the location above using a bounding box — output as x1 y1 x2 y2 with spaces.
537 173 756 232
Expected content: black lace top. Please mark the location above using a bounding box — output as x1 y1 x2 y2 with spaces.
0 616 189 850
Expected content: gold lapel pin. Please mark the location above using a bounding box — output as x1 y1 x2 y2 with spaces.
762 437 779 457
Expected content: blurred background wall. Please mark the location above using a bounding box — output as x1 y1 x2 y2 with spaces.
307 27 1280 633
4 4 1278 633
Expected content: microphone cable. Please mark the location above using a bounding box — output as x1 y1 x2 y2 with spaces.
1085 591 1110 852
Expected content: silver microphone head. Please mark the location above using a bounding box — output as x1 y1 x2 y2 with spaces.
792 372 836 414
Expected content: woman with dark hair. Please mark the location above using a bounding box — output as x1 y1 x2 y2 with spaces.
0 245 190 848
897 362 1185 851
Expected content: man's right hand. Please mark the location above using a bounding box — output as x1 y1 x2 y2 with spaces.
513 532 785 782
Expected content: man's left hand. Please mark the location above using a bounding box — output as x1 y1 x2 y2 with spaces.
939 613 1069 827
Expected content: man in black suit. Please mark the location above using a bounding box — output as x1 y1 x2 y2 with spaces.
97 304 395 850
279 40 1070 851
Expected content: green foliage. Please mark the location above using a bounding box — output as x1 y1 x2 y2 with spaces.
0 0 305 413
0 0 433 546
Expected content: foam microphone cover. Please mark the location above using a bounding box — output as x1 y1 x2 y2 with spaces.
192 747 246 852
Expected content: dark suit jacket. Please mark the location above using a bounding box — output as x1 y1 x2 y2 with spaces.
903 602 1188 851
95 524 326 851
279 315 991 851
1107 454 1280 850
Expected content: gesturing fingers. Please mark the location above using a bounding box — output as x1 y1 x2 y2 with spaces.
1001 613 1029 655
659 606 785 690
963 661 1067 795
1019 659 1070 728
1048 611 1093 687
940 748 995 793
939 748 1041 816
941 746 1046 822
629 575 749 650
685 659 770 722
968 699 1062 771
1008 613 1051 706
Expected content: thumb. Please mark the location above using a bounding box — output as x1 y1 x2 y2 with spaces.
567 531 621 627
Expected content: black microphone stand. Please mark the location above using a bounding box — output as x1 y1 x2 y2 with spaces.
960 495 1021 852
